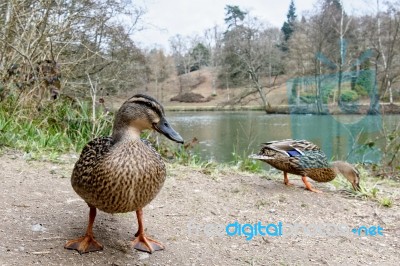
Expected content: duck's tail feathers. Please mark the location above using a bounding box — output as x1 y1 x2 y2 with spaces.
248 154 274 160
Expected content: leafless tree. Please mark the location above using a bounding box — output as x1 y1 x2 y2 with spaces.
221 14 283 112
0 0 146 103
375 0 400 104
146 48 174 102
169 34 193 75
203 25 223 94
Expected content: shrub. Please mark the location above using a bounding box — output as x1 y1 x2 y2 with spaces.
299 93 317 104
340 90 359 102
355 70 374 96
353 84 369 97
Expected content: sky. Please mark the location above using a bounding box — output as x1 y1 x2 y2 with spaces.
133 0 373 52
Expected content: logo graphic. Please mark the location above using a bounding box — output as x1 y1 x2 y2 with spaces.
286 39 382 163
187 220 384 240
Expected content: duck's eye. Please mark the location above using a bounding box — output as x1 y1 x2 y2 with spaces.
164 122 169 127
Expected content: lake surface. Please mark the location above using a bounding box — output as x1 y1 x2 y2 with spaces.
166 111 400 163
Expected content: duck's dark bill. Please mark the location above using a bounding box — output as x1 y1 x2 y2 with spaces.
154 118 184 144
353 182 361 191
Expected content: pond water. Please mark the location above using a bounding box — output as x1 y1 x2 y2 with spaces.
166 111 400 163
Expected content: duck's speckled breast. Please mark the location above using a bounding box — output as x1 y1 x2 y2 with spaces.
71 138 166 214
305 168 336 182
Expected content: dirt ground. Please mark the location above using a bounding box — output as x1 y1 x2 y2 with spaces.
1 150 400 266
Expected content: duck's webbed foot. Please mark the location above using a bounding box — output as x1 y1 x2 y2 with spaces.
64 207 103 254
132 209 164 253
65 235 103 254
302 176 322 193
132 233 164 253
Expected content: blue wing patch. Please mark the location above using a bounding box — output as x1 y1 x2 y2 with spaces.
287 150 302 157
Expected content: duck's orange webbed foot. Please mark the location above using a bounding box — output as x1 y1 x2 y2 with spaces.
132 234 164 253
283 172 294 186
302 176 322 193
133 209 164 253
64 235 103 254
65 206 103 254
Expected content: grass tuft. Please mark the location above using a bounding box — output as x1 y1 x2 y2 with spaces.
0 97 112 159
231 149 263 173
379 197 393 208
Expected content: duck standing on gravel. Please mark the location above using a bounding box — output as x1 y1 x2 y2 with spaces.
65 94 184 254
249 139 360 193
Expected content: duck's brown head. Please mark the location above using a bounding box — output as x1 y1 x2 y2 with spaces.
112 94 184 143
331 161 361 191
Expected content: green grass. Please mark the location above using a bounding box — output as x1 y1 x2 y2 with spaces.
379 197 393 208
0 97 112 159
230 148 264 173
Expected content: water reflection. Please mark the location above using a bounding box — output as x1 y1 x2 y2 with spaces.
167 111 398 163
289 114 382 163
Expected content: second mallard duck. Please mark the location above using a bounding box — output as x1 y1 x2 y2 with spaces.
249 139 360 193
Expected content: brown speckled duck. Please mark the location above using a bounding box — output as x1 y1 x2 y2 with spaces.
249 139 360 193
65 94 183 254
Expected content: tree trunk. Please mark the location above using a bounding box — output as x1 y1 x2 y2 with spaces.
1 0 14 63
249 71 269 112
388 78 393 104
315 61 323 114
338 66 343 105
256 85 269 112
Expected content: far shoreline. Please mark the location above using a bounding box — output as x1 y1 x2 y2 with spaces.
165 103 400 115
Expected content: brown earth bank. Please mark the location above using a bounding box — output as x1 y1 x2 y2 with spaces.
1 151 400 265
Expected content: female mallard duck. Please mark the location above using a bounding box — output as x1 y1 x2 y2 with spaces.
65 94 183 254
249 139 360 193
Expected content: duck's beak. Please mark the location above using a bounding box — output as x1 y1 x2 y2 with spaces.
352 171 361 191
154 117 184 144
352 181 361 191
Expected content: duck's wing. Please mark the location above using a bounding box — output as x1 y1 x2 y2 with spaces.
72 137 114 178
249 139 320 160
286 139 320 152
